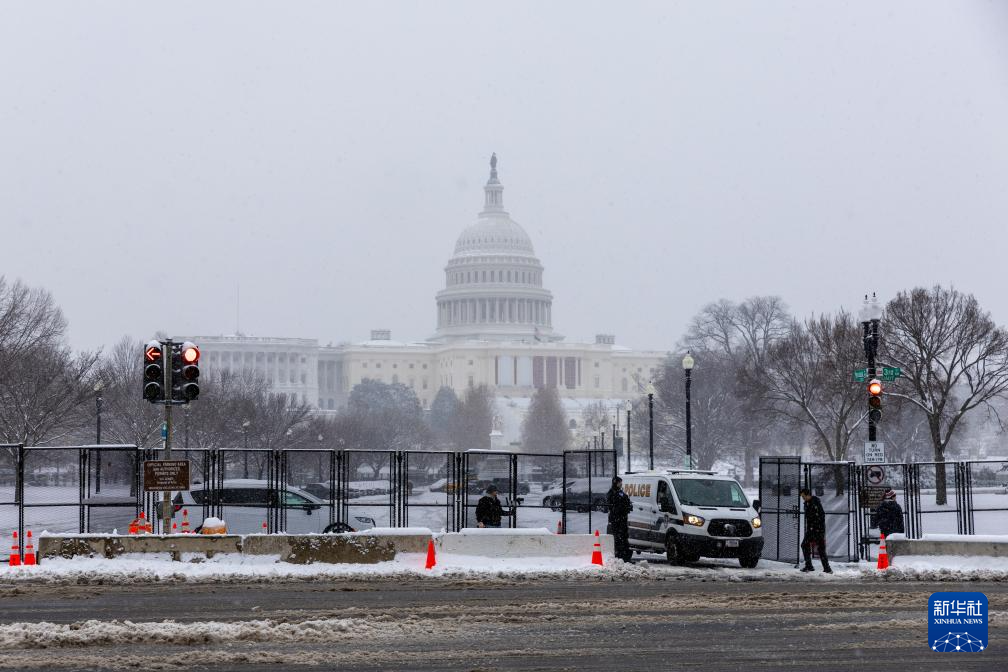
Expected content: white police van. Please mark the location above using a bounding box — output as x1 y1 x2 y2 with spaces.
623 470 763 568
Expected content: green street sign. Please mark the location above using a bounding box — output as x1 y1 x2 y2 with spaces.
853 369 868 383
882 366 901 382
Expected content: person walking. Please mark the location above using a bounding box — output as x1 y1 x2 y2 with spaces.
606 476 633 562
876 489 905 538
476 484 503 528
800 488 831 573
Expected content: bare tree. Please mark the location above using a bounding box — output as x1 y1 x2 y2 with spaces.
682 296 790 484
883 286 1008 504
450 385 494 451
746 313 865 492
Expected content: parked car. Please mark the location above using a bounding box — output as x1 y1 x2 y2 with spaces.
171 479 327 534
540 477 610 512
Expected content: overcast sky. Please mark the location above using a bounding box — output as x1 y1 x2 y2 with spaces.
2 1 1007 353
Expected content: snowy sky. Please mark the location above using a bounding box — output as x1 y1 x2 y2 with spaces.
2 1 1007 353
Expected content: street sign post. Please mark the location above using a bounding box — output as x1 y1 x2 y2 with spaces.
863 441 885 463
881 366 901 382
864 464 886 485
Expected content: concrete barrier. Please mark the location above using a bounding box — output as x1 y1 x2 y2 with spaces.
39 530 435 565
435 528 614 559
39 534 243 561
243 534 395 564
886 534 1008 560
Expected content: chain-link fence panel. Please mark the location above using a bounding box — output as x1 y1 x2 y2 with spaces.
758 456 801 564
84 446 140 533
911 462 964 536
283 449 335 532
966 460 1008 536
403 451 455 532
515 453 564 532
20 447 83 535
804 462 857 562
0 445 21 545
560 450 616 535
341 450 396 529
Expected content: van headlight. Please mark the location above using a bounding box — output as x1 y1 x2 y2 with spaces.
752 517 762 529
683 513 705 527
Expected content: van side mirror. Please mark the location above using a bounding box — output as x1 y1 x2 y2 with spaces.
753 499 761 513
659 499 676 514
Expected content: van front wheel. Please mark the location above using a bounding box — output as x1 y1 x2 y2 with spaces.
665 535 683 565
739 553 760 569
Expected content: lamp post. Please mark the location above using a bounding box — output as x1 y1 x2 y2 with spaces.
94 380 103 493
646 382 656 470
682 352 695 469
242 419 251 478
625 400 632 473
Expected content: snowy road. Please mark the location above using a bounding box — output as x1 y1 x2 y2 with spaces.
1 574 1004 671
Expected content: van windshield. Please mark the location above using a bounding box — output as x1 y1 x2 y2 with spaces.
671 479 749 508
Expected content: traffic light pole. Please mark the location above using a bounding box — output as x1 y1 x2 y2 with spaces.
162 339 174 534
863 320 879 442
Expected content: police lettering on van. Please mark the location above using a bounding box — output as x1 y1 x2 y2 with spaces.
622 470 763 568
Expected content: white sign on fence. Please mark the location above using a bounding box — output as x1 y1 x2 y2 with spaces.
863 441 886 464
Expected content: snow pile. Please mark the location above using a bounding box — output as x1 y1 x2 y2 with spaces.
865 554 1008 582
0 617 373 649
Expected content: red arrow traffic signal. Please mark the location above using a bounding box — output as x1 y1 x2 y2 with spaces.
145 345 162 362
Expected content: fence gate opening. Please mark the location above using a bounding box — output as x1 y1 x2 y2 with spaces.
758 456 801 565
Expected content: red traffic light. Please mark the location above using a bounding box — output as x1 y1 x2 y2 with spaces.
868 379 882 396
181 342 200 364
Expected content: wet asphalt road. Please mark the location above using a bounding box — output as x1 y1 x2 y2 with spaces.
0 576 1003 671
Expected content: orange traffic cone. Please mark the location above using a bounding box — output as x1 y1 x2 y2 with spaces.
171 522 178 534
877 534 889 570
425 538 437 570
23 531 36 566
591 530 603 566
138 512 152 534
181 509 191 534
262 521 268 534
556 519 564 535
8 532 20 566
128 516 139 535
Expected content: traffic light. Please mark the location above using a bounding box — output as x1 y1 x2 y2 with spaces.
179 341 200 401
867 378 882 422
143 340 164 402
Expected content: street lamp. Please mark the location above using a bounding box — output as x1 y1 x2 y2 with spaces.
646 382 656 470
624 399 632 473
682 352 695 470
242 419 251 478
94 380 103 493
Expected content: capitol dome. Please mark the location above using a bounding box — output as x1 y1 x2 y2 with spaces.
432 154 560 343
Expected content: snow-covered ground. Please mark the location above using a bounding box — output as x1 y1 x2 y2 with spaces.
2 550 1004 585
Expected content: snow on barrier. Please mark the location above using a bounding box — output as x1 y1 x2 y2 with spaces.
34 528 614 565
435 528 615 559
886 533 1008 561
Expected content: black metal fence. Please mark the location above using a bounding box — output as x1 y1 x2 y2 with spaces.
759 456 1008 563
1 443 616 560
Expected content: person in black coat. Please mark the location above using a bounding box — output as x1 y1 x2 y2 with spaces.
476 484 503 528
876 489 904 538
606 477 633 562
800 488 831 573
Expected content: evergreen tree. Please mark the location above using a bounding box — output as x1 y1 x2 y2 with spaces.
428 386 460 449
451 385 494 450
521 386 570 453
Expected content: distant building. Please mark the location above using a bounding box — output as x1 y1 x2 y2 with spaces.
183 155 666 440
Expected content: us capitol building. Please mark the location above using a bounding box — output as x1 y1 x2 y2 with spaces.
185 155 666 441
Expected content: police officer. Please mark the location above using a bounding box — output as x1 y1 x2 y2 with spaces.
799 487 831 573
607 476 633 562
476 484 503 528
